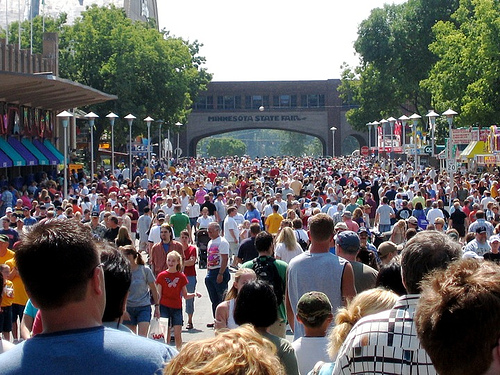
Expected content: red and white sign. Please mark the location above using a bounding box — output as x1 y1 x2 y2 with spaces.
452 128 490 144
361 146 369 156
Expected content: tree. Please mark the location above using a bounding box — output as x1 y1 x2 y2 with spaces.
206 138 246 157
58 5 211 160
339 0 459 131
422 0 500 126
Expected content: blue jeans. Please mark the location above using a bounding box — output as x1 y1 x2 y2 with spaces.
205 268 230 317
379 224 392 234
185 275 197 315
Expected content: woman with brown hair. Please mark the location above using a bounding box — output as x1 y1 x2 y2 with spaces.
115 226 134 248
121 245 159 337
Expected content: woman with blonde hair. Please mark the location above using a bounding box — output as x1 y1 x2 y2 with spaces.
274 226 303 264
163 324 285 375
214 268 256 330
390 219 407 245
328 288 399 360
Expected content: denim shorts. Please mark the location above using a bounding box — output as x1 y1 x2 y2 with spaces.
123 305 152 326
159 305 183 327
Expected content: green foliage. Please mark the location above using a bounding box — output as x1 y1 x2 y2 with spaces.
206 138 246 157
197 130 323 157
339 0 459 131
12 5 213 159
0 14 67 53
422 0 500 126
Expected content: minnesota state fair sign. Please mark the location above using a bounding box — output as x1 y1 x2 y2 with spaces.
207 115 306 122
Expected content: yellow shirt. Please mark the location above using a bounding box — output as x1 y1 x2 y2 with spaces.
265 213 284 234
5 258 28 306
1 280 14 307
0 249 14 265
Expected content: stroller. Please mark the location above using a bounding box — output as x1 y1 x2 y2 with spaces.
196 229 210 269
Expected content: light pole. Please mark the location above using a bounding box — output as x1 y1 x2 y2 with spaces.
366 122 372 155
443 108 458 195
426 110 439 157
156 119 164 163
57 110 73 200
144 116 154 180
387 117 396 159
84 112 99 181
175 121 183 159
124 114 136 179
410 113 421 173
372 121 380 160
106 112 118 176
330 126 337 157
399 115 409 158
380 119 388 159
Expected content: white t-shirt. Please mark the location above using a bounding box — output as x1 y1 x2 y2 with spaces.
275 242 303 264
197 215 214 229
223 216 239 243
292 336 330 375
207 236 230 270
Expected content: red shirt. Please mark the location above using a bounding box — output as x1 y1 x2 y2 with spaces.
183 245 197 277
156 270 188 309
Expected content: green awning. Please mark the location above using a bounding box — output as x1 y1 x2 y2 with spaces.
22 139 49 165
43 140 64 164
0 138 25 166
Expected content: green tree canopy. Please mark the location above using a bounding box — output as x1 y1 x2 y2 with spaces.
339 0 459 131
4 5 211 161
58 5 211 150
422 0 500 126
206 138 246 157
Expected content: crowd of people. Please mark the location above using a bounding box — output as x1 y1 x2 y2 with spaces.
0 154 499 374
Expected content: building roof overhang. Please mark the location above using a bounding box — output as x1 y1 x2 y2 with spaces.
0 71 117 111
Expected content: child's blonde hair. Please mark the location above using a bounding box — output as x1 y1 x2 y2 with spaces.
225 268 256 301
328 288 398 359
167 251 183 272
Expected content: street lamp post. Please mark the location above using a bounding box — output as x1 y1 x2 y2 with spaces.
175 122 183 159
409 113 422 174
387 117 397 159
106 112 118 176
443 108 458 195
380 119 388 158
372 121 380 160
144 116 154 180
124 114 136 180
366 122 372 155
156 120 164 163
57 111 73 200
84 112 99 181
426 110 439 157
399 115 409 158
330 126 337 157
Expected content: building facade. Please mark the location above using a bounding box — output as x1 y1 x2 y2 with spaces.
183 80 366 157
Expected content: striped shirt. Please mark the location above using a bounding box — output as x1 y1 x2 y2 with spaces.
332 295 436 375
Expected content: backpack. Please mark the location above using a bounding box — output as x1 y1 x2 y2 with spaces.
252 257 284 304
295 231 308 251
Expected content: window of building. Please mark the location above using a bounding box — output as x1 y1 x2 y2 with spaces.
195 96 213 110
272 94 298 108
216 95 242 109
245 95 269 109
301 94 325 108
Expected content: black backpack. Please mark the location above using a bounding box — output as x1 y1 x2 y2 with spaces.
295 231 308 251
252 256 284 304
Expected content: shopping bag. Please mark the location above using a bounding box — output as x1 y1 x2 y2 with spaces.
148 318 165 343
